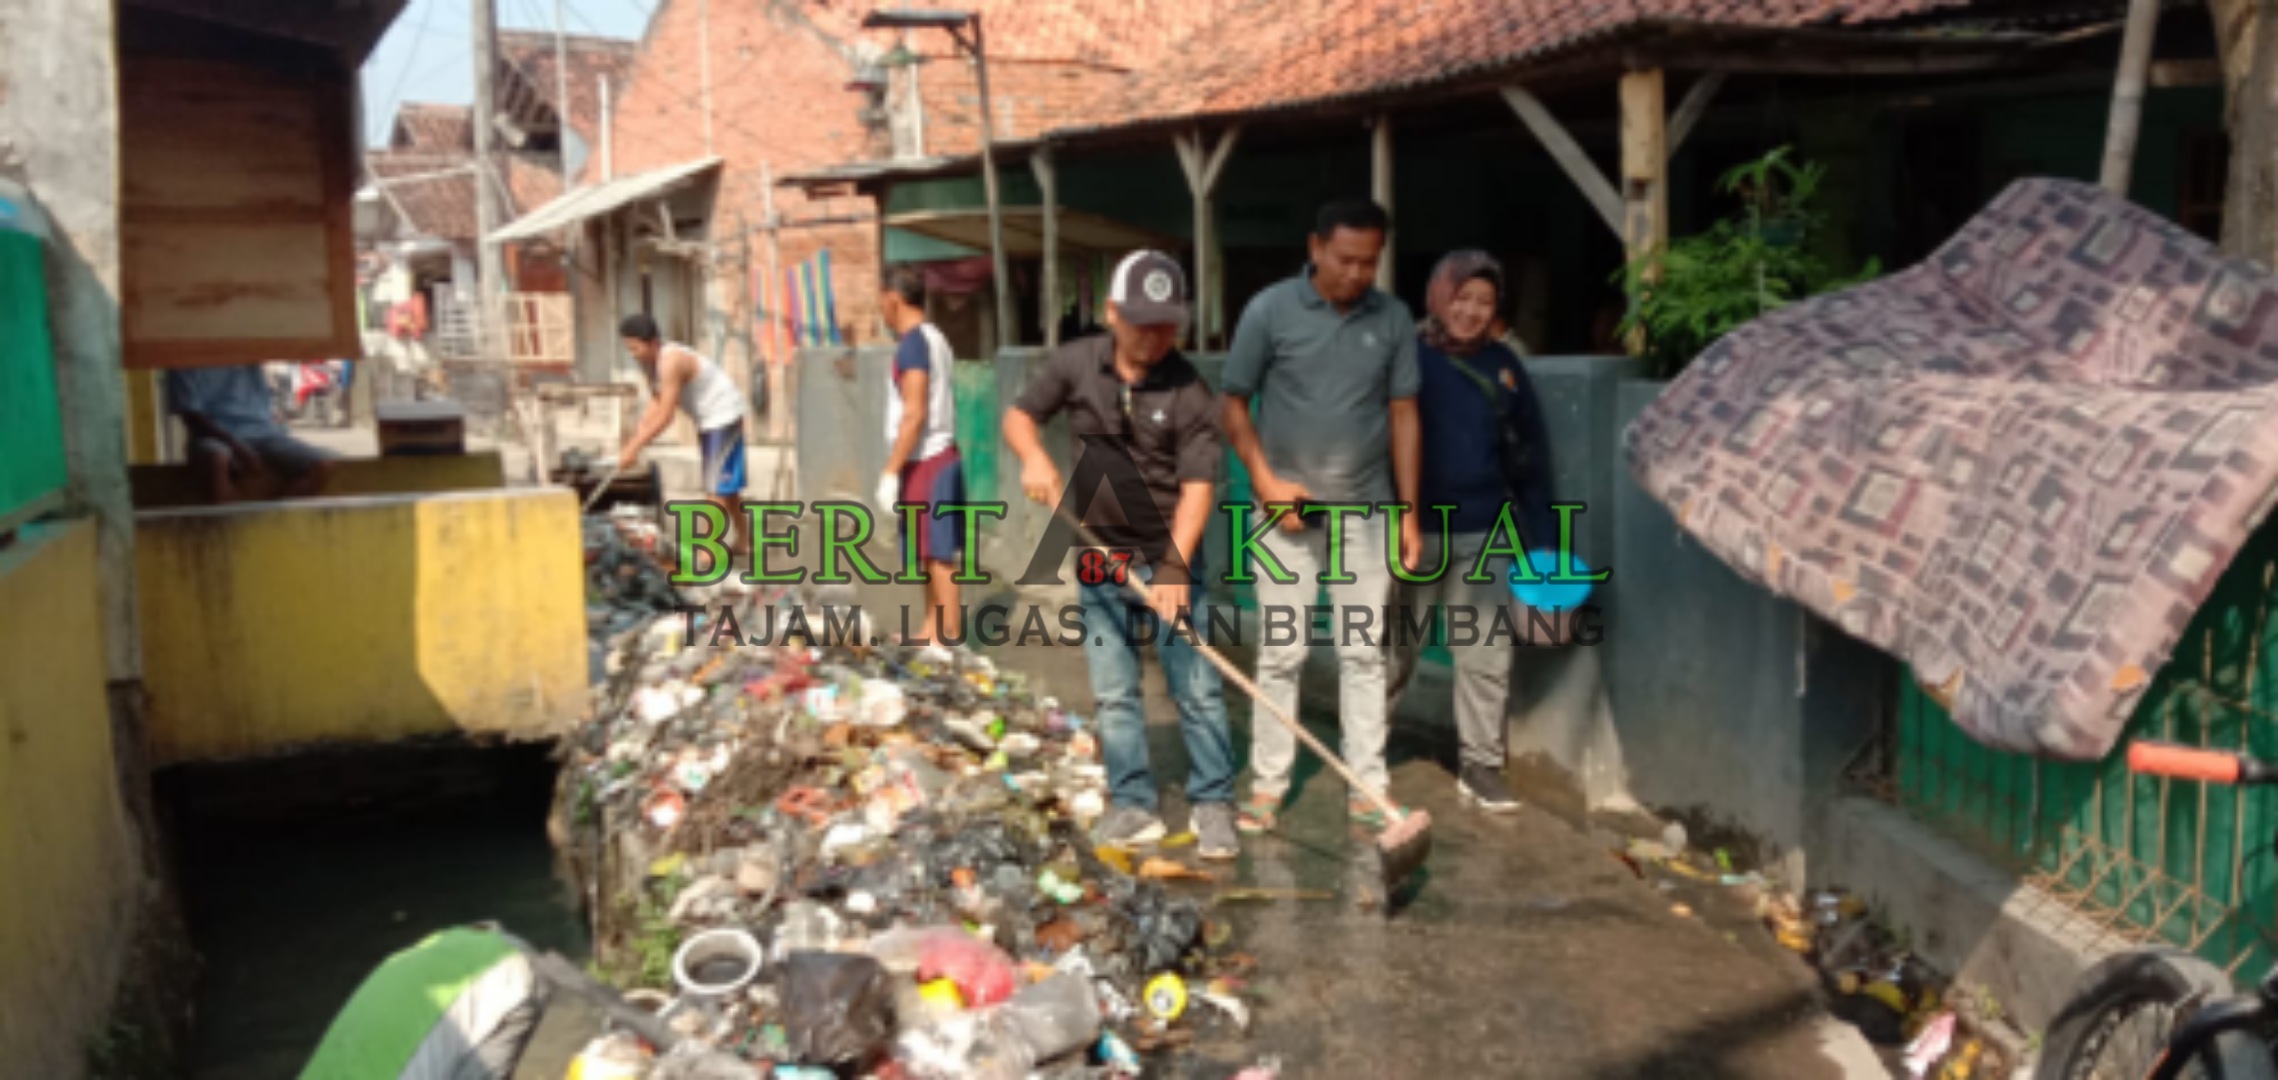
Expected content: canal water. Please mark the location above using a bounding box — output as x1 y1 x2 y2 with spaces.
163 742 587 1080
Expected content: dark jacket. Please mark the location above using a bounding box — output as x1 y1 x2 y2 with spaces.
1415 338 1557 549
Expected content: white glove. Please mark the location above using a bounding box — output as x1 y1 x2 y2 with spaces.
876 470 901 518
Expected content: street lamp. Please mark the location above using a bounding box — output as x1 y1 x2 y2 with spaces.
861 7 1016 350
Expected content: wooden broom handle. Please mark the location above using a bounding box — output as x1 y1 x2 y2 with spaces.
1057 509 1403 819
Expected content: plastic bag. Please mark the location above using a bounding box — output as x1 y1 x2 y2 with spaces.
891 1011 1032 1080
774 951 896 1067
997 973 1101 1064
915 929 1019 1007
863 925 943 976
648 1047 763 1079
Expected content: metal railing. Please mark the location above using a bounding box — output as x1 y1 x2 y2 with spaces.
1893 523 2278 978
432 291 573 364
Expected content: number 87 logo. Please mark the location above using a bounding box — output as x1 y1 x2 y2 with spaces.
1077 548 1136 586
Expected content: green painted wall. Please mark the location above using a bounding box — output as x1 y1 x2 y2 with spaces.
952 362 1000 505
1977 87 2223 213
0 224 66 525
885 226 978 263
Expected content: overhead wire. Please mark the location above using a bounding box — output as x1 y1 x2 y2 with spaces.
373 0 442 144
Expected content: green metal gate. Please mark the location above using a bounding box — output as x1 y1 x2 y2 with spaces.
1897 522 2278 977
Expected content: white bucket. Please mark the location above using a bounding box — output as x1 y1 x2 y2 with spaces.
671 928 765 1000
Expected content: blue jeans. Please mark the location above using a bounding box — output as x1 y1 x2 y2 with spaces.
1078 555 1235 812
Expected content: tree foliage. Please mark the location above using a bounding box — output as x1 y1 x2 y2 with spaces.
1616 146 1882 376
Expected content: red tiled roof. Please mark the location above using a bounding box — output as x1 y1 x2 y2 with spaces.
368 150 562 243
391 102 473 152
1069 0 1979 131
498 31 640 143
918 0 1247 67
766 0 1245 69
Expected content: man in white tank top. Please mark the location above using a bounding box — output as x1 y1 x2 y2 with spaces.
618 313 750 557
879 264 964 646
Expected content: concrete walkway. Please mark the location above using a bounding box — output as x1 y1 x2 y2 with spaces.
844 571 1894 1079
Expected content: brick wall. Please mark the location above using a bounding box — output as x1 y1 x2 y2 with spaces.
608 0 1186 357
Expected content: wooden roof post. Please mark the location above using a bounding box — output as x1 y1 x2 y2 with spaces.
1175 125 1241 350
1620 68 1668 356
1372 113 1394 292
2100 0 2162 194
1031 142 1060 349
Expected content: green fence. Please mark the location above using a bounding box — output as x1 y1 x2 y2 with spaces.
1897 522 2278 977
952 362 1000 505
0 217 66 529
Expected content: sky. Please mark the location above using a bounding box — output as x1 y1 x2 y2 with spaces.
359 0 657 148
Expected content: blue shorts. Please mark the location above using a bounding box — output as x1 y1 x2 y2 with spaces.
698 424 746 497
897 446 965 564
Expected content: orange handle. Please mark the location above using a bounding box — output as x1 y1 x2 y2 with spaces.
2128 742 2244 784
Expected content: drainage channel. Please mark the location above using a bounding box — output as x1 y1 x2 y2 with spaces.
159 740 588 1080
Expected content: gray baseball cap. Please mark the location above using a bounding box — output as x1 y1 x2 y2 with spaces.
1107 250 1190 326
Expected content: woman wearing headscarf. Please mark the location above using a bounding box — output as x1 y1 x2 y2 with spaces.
1386 250 1557 813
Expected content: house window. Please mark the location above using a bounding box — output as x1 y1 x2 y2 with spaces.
2179 131 2229 243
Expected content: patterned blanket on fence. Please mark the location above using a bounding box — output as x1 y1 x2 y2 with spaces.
1626 177 2278 761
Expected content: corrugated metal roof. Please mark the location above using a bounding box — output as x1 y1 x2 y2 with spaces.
487 156 723 244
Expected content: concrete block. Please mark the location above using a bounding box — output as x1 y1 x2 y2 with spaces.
128 450 507 509
1822 796 2125 1033
136 488 587 764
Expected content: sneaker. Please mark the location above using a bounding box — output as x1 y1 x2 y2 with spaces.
1457 764 1522 813
1191 803 1240 862
1093 805 1167 847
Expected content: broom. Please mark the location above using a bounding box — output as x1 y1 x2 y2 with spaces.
1054 508 1433 902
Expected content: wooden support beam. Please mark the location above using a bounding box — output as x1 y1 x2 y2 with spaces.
1501 85 1624 239
2100 0 2162 195
1666 71 1726 162
1371 113 1394 292
1620 68 1668 357
2150 58 2221 88
1031 143 1060 349
1645 47 2015 77
1175 125 1240 349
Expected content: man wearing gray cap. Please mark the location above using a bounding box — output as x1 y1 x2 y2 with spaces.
1004 250 1239 860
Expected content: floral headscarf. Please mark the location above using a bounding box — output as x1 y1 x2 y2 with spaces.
1420 249 1506 357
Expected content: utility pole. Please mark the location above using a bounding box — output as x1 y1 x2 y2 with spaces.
968 18 1014 349
599 75 614 181
472 0 506 349
554 0 573 185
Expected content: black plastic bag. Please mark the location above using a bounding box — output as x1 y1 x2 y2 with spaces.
775 951 897 1066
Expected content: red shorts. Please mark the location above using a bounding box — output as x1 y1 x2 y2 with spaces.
898 446 965 563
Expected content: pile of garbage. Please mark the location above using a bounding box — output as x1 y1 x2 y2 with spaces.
1762 890 2009 1079
554 511 1268 1078
1611 822 2009 1078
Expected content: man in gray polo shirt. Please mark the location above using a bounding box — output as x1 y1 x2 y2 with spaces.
1221 198 1422 833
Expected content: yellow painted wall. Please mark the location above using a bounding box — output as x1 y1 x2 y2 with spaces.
126 368 160 465
0 520 142 1077
137 488 586 765
128 450 507 509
